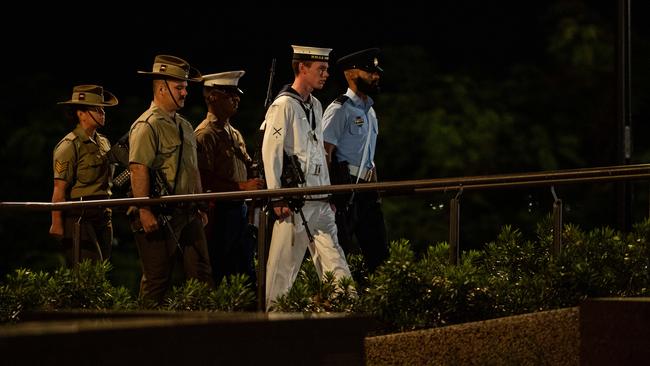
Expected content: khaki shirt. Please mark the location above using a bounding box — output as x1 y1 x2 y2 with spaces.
195 113 250 192
53 124 112 199
129 102 200 195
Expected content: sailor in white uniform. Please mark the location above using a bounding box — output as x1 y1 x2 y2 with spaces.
262 45 354 310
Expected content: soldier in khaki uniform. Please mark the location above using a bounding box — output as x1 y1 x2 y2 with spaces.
129 54 213 304
49 85 118 266
195 70 264 286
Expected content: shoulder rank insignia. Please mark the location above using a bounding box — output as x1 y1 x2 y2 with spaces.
55 160 69 174
334 94 350 105
354 116 364 126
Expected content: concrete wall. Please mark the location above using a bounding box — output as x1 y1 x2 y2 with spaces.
365 307 580 365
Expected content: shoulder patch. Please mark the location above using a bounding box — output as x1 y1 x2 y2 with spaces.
334 94 350 105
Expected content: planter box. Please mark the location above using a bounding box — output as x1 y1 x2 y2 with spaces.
365 307 579 365
0 311 370 365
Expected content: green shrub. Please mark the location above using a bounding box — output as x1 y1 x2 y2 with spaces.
359 239 450 331
480 225 554 315
4 218 650 334
271 257 357 313
211 274 257 311
0 260 137 323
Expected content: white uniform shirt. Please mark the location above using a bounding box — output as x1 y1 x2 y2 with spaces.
262 92 330 199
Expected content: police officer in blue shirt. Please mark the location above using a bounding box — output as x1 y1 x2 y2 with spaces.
323 48 388 272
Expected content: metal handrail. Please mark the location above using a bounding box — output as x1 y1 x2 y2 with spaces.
2 164 650 211
3 163 650 310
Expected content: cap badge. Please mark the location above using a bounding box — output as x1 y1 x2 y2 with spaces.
373 57 379 67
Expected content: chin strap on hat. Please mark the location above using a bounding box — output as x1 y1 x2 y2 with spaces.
164 80 183 110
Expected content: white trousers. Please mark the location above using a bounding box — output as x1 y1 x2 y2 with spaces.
265 201 352 310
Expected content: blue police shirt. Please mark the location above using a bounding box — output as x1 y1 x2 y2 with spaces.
323 88 378 170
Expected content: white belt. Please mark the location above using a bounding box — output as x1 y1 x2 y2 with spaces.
348 164 374 181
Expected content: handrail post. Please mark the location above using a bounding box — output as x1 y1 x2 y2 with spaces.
551 186 563 257
616 0 632 232
256 208 268 311
449 188 462 265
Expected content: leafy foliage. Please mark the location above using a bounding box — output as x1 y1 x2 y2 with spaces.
3 219 650 337
0 260 136 323
356 218 650 333
0 261 255 323
271 257 357 313
164 274 255 312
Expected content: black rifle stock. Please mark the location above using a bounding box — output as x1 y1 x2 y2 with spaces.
281 154 314 243
150 169 184 254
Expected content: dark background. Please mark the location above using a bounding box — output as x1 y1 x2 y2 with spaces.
1 2 649 290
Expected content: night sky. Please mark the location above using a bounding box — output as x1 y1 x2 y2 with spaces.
4 3 585 109
4 3 628 134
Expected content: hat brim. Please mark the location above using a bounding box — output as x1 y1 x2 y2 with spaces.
208 85 244 95
343 64 384 73
57 90 119 107
137 66 202 82
361 65 384 73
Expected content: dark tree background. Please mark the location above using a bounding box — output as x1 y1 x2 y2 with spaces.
1 2 649 291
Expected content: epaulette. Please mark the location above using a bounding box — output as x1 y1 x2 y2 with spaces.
135 109 156 124
63 131 78 142
333 94 350 105
145 112 155 122
54 132 76 150
131 110 156 131
54 132 80 160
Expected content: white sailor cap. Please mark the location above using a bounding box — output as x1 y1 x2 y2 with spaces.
202 70 245 94
291 45 332 62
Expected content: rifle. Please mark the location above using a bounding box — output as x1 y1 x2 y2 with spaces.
107 133 131 194
281 154 314 243
149 169 184 255
264 58 277 109
107 133 170 199
249 58 276 181
107 132 183 253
